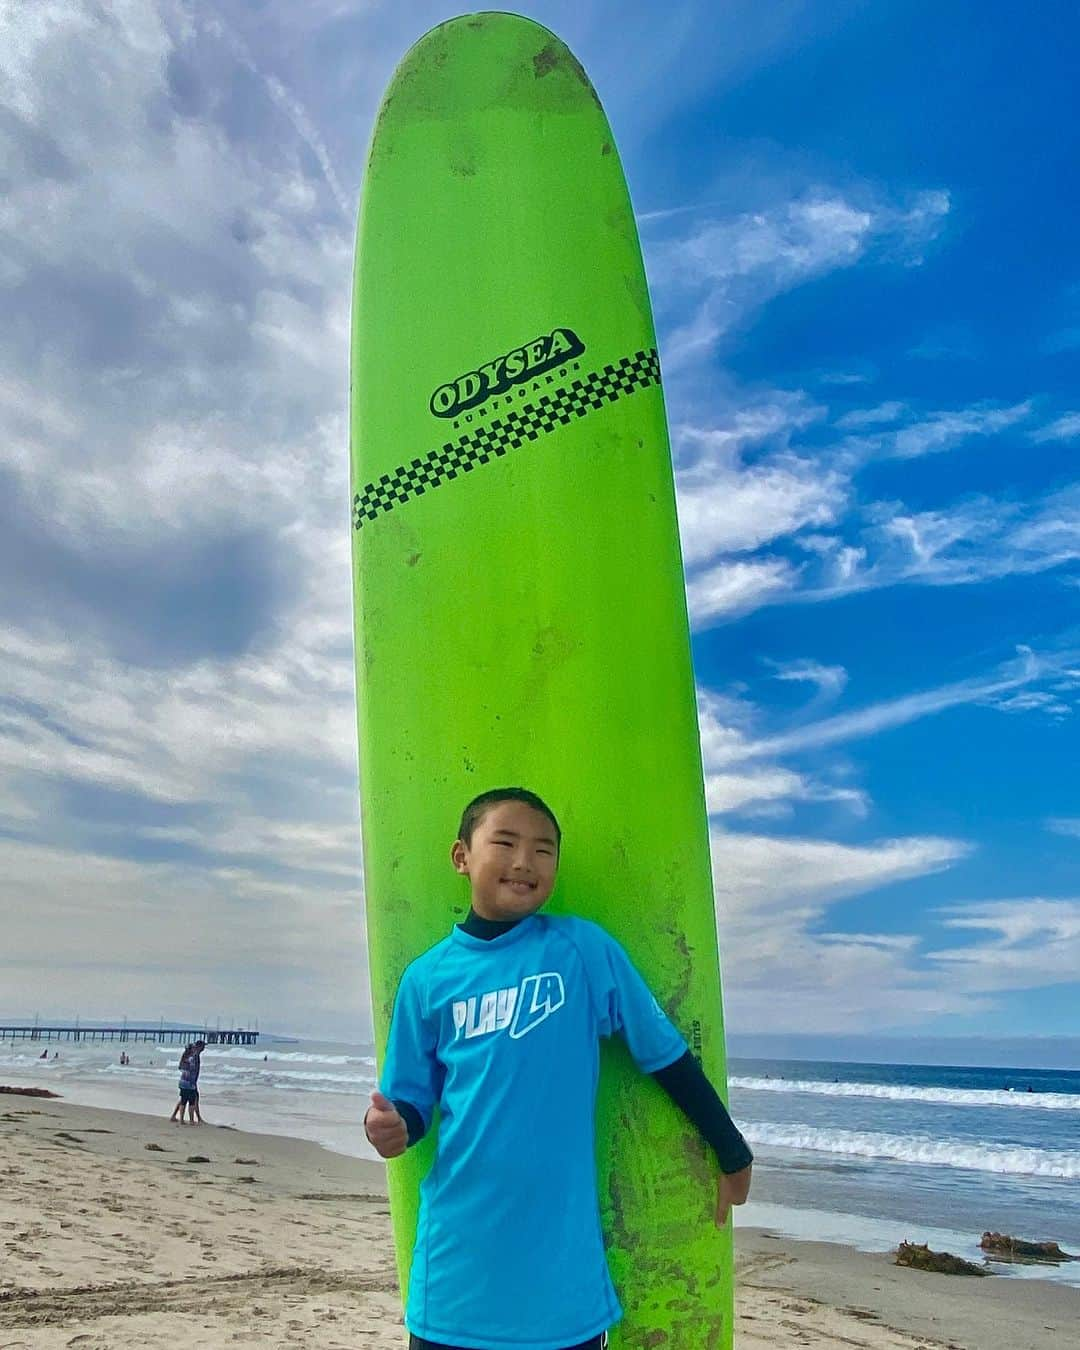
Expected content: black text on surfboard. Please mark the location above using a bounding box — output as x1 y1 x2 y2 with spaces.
429 327 586 418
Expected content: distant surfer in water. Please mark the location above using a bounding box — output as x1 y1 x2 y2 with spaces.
364 787 753 1350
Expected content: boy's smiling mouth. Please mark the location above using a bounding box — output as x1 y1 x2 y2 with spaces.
502 879 536 893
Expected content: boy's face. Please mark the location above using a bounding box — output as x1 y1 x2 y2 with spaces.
451 799 559 921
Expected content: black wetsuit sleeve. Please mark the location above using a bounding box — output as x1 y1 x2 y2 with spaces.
652 1051 754 1174
392 1098 427 1148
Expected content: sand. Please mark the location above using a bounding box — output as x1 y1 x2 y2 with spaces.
1 1096 1076 1348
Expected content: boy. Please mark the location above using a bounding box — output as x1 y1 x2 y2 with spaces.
365 788 752 1350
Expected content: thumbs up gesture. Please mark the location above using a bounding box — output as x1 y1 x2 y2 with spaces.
365 1089 408 1158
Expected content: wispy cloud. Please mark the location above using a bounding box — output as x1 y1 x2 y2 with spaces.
201 10 352 219
697 687 868 820
686 556 798 623
927 900 1080 993
713 826 978 1032
711 646 1065 766
1047 818 1080 839
705 769 868 818
675 417 843 565
1031 412 1080 443
766 658 849 697
699 484 1080 626
835 401 907 429
850 401 1032 459
651 189 949 374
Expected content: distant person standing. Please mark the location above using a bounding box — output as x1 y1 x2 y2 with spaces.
169 1040 206 1123
170 1043 195 1122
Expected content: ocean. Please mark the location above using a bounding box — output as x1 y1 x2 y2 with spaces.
3 1037 1077 1285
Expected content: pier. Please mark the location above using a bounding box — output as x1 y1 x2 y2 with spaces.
0 1026 258 1046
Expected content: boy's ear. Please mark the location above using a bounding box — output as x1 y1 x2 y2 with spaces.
450 839 470 875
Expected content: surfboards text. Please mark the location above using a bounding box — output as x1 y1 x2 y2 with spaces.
429 328 585 418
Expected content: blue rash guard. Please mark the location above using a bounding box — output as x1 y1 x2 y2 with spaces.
380 912 688 1350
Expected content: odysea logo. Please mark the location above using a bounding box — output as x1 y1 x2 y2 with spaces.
429 328 585 418
452 972 566 1041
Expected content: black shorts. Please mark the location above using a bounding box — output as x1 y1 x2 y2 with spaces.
409 1334 607 1350
179 1087 198 1104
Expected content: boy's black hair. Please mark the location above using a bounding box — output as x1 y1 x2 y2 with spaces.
457 787 561 848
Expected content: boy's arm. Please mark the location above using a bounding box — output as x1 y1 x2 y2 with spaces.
587 923 753 1222
651 1050 754 1174
649 1046 755 1226
368 964 441 1156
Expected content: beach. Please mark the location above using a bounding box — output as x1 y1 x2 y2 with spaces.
2 1096 1077 1349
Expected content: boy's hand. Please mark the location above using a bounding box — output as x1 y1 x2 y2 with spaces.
364 1090 408 1158
715 1162 752 1227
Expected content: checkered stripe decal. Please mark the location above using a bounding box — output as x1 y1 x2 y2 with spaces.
352 347 660 529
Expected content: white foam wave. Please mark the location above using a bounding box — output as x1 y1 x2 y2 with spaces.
747 1122 1080 1178
731 1075 1080 1112
201 1048 375 1066
207 1065 373 1091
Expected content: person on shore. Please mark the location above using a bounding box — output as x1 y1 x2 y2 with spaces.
169 1044 195 1122
169 1040 206 1123
364 787 753 1350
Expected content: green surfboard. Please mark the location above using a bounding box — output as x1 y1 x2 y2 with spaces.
351 14 735 1347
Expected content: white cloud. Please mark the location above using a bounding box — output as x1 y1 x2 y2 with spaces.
714 646 1069 765
1048 818 1080 839
877 485 1080 587
772 485 1080 612
670 397 845 628
0 2 379 1036
835 401 907 429
697 686 869 819
696 687 759 768
927 900 1080 994
712 828 968 920
653 189 949 373
1031 412 1080 443
705 767 805 814
669 408 1075 631
669 394 847 577
986 690 1071 718
843 401 1032 460
0 837 369 1031
686 556 798 623
766 658 848 697
705 770 867 818
659 191 947 294
677 443 844 564
712 826 979 1033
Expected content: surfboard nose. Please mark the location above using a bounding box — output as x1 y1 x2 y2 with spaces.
383 11 603 126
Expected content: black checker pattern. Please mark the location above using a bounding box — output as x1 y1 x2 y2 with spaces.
352 347 660 530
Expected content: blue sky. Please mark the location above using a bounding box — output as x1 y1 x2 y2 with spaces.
0 2 1076 1053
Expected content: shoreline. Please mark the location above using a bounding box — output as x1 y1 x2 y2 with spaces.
2 1095 1077 1348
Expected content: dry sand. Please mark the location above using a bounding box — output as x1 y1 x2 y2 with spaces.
1 1096 1076 1348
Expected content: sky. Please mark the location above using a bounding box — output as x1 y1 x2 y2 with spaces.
1 1 1077 1057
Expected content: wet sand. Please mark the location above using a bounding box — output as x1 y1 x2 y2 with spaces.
1 1096 1075 1348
